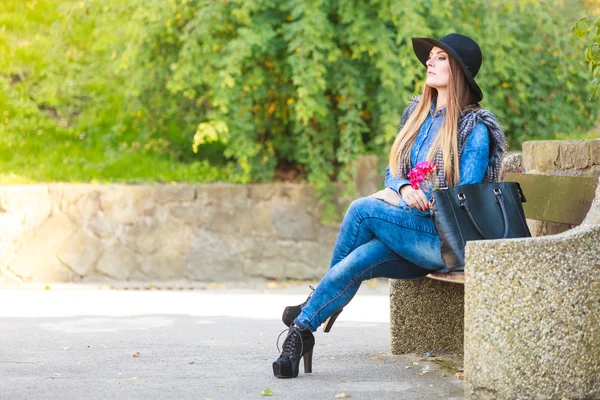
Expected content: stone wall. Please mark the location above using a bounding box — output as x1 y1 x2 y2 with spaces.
522 139 600 236
0 183 351 283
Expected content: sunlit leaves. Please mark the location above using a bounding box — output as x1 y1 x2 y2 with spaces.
571 16 600 98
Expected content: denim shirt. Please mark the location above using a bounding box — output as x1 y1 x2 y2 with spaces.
385 104 490 215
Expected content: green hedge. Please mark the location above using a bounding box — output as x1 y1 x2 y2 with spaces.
573 14 600 98
1 0 598 219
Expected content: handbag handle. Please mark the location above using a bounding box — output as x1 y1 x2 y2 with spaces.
458 188 509 239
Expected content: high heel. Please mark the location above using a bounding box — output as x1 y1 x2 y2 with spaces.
303 347 313 373
272 324 315 378
281 285 315 327
323 309 343 333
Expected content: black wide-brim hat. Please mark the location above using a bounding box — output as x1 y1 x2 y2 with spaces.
412 33 483 102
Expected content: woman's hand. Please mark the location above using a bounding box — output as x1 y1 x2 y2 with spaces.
370 187 401 207
400 185 429 211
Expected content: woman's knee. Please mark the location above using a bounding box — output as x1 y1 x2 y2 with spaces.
346 196 380 219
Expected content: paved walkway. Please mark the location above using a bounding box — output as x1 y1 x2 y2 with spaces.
0 279 464 399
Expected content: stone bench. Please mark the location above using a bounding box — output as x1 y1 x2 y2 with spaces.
389 139 600 399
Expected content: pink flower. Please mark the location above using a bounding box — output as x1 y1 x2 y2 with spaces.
408 161 438 191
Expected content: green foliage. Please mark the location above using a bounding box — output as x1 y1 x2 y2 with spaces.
1 0 599 222
572 16 600 98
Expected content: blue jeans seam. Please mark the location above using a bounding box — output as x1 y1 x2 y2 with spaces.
344 214 436 259
345 221 371 261
306 256 399 328
359 215 437 235
344 213 366 262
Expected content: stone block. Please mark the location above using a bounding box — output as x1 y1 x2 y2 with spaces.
235 204 275 236
0 186 51 234
295 241 333 270
522 141 560 172
354 155 382 197
141 224 191 279
8 213 76 281
184 228 244 281
500 152 522 174
59 185 100 222
56 229 103 276
118 217 161 255
390 278 464 354
87 216 118 238
464 228 600 400
284 261 323 280
590 139 600 166
155 184 195 203
47 184 64 215
242 259 285 279
142 246 186 280
29 258 76 283
559 140 591 170
270 201 316 240
96 243 139 280
167 203 214 226
99 186 155 224
0 268 22 284
200 184 249 208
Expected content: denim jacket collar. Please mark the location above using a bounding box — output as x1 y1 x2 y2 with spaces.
430 100 447 117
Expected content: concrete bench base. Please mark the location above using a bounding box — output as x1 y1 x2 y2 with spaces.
464 226 600 399
390 278 464 355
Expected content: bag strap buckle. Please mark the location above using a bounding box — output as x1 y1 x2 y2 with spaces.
457 193 467 207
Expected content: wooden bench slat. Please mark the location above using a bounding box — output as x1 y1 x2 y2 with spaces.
503 173 597 225
427 271 465 284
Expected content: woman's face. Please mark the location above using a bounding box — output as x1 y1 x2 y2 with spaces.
425 46 450 90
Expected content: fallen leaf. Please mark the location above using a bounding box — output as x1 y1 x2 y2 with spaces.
266 282 277 289
44 285 51 290
455 371 464 378
62 347 71 351
133 352 141 357
429 384 434 387
260 388 274 396
219 284 227 290
334 394 351 399
207 282 217 289
412 362 420 365
370 356 382 361
52 373 61 376
404 366 412 369
130 377 138 380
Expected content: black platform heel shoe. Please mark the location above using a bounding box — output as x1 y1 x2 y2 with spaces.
323 309 343 333
272 324 315 379
281 285 315 327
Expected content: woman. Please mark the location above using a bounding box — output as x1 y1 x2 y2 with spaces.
272 33 507 379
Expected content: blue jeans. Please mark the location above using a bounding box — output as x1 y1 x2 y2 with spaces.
294 196 445 332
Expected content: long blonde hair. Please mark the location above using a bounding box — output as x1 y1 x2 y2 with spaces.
389 57 478 187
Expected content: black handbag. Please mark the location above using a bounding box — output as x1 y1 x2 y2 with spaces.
429 182 531 272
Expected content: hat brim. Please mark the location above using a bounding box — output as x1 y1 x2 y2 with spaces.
412 37 483 103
